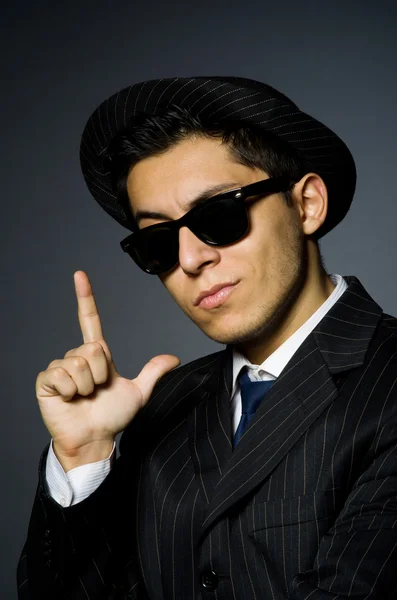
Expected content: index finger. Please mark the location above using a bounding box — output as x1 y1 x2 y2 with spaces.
74 270 105 343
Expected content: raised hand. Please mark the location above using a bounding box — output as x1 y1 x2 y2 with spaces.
35 271 180 471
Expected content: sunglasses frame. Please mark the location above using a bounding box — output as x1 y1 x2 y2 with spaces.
120 175 296 274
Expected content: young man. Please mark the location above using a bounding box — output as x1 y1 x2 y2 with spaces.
18 77 397 599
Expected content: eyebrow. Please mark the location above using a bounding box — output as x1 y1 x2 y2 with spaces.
134 181 241 225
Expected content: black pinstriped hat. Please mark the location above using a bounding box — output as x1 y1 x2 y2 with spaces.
80 76 356 238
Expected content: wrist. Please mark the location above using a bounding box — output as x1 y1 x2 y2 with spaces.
52 439 115 472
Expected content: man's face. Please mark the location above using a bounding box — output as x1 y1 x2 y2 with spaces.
126 135 307 347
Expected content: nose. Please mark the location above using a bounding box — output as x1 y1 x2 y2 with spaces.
178 226 220 274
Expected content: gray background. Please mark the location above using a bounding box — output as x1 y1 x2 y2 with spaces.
2 0 396 597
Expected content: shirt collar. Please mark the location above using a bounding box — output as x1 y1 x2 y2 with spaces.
231 274 348 395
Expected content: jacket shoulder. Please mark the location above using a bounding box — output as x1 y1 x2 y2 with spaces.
368 312 397 363
381 312 397 333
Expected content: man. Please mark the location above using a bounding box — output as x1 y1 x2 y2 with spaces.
17 76 397 599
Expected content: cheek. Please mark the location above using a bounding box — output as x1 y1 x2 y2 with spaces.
160 273 188 308
251 203 296 254
230 214 276 270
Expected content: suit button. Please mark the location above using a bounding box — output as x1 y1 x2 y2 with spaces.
201 570 219 591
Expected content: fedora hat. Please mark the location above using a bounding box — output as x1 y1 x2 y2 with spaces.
79 76 356 238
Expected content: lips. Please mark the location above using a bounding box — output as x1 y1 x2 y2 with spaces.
194 282 238 309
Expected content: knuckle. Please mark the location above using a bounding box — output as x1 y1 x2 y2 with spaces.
72 357 87 370
87 341 103 355
64 348 77 358
47 359 60 369
51 367 67 379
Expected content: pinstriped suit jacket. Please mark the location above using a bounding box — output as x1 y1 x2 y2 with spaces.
17 276 397 599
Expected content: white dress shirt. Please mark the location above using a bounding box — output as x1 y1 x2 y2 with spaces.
46 273 347 507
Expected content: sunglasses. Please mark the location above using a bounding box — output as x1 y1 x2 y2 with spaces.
120 176 296 275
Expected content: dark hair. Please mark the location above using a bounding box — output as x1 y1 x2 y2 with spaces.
104 104 313 232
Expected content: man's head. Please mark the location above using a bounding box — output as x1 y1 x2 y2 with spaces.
79 76 355 360
106 106 330 352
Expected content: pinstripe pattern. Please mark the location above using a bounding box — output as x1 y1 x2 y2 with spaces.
17 276 397 599
79 76 356 239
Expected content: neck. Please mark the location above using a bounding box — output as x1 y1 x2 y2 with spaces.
237 243 336 365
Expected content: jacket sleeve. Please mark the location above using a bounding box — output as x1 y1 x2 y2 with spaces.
16 442 149 600
289 419 397 599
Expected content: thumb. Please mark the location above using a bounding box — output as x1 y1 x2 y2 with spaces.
133 354 181 402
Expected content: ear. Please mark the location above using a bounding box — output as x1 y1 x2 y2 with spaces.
291 173 328 236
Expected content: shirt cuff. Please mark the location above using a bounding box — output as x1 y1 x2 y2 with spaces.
45 439 116 507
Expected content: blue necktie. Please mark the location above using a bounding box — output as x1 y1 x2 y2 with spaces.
233 369 275 447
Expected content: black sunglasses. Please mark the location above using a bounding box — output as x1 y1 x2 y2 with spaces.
120 176 296 275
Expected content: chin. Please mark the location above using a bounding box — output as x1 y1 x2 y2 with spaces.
198 296 292 346
198 315 266 346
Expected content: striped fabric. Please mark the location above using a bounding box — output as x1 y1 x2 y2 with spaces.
78 76 356 239
17 276 397 599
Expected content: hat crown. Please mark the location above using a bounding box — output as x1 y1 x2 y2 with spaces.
80 75 356 238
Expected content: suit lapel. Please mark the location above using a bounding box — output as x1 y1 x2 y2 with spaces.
200 275 383 537
188 346 233 502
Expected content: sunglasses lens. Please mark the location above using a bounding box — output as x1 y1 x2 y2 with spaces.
193 197 248 244
132 225 179 274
